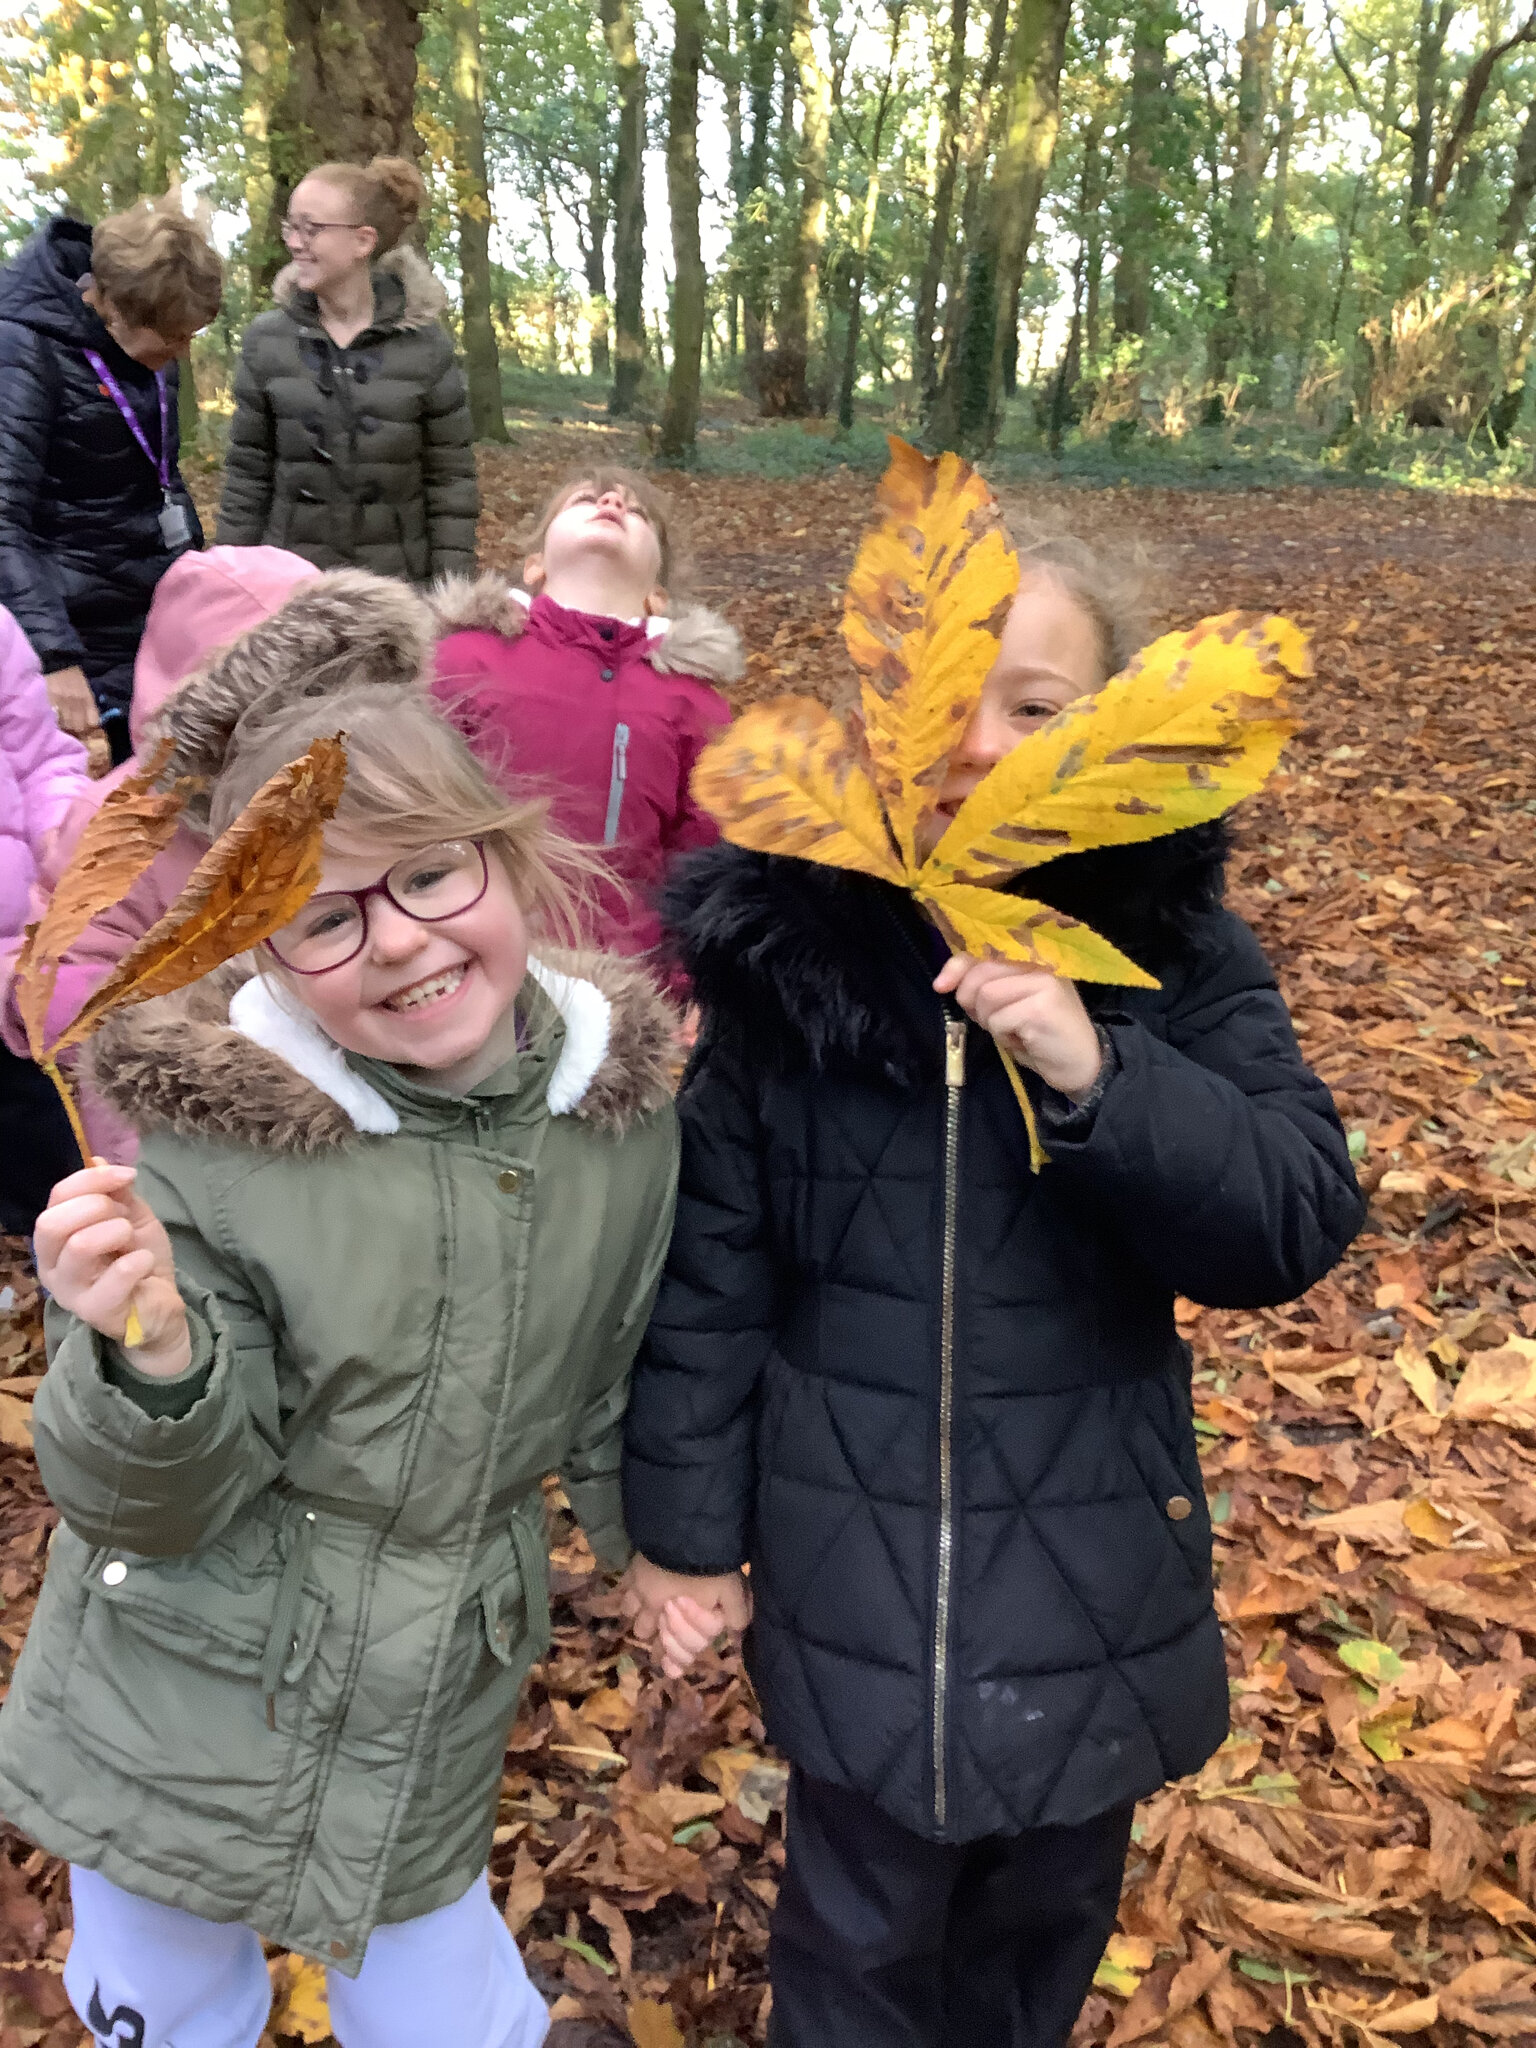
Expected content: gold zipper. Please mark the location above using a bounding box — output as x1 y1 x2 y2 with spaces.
933 1013 966 1829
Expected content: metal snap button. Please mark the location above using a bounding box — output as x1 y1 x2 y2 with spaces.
102 1560 128 1586
329 1939 351 1960
599 666 615 681
1166 1495 1194 1522
497 1168 523 1194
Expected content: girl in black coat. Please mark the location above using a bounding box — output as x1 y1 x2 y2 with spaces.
0 201 221 763
622 540 1366 2047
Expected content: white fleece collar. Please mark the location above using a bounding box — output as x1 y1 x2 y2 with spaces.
511 584 668 639
226 960 613 1135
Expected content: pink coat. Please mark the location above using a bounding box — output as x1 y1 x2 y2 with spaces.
0 605 90 942
431 580 739 976
1 546 319 1158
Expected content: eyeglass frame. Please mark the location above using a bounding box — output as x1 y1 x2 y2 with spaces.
264 839 491 975
280 215 369 248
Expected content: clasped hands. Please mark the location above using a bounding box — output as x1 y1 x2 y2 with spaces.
618 1553 752 1680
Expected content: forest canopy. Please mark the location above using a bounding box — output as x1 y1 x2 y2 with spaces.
1 0 1533 474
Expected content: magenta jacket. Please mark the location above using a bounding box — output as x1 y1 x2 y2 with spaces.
0 604 89 943
431 579 739 976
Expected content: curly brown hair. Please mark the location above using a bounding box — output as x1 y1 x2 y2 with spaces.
89 194 223 336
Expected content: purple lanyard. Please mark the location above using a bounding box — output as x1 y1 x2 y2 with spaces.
82 348 171 493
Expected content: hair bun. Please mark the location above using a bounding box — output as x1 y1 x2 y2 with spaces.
366 155 426 224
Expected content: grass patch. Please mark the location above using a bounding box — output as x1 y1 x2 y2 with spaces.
691 417 896 480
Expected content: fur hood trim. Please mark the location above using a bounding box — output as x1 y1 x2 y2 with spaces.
84 951 677 1153
430 572 744 688
664 822 1232 1087
141 571 436 824
273 243 449 332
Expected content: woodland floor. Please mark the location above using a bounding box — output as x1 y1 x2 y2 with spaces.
5 428 1536 2047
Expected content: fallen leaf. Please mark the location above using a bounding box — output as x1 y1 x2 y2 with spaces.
627 1998 685 2048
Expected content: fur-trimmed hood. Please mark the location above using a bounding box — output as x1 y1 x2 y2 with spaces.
85 949 677 1153
140 570 436 823
664 822 1232 1088
431 572 744 689
273 242 449 333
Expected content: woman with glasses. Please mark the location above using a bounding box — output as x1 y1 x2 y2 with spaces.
217 156 479 587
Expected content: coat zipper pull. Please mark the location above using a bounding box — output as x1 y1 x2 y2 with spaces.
603 722 631 846
944 1016 967 1089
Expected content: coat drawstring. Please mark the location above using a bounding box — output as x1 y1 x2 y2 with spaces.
262 1508 317 1731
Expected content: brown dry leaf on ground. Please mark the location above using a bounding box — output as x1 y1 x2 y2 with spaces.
7 435 1536 2047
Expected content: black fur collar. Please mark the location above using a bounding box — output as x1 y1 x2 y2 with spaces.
663 823 1231 1088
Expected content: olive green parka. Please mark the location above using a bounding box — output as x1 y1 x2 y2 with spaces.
0 952 677 1974
217 246 479 583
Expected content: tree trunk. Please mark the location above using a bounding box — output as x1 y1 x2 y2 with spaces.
926 0 1013 440
141 0 178 192
1209 0 1277 395
936 0 1070 453
913 0 969 411
776 0 832 410
445 0 505 441
1113 2 1175 340
1406 0 1453 236
230 0 287 298
243 0 426 284
601 0 647 415
584 162 612 379
1430 8 1536 219
1500 89 1536 253
738 0 779 372
660 0 707 462
837 6 904 432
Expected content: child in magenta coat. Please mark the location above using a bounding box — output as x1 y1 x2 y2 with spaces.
0 604 90 1229
430 468 740 984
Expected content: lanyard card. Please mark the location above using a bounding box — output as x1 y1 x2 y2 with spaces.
159 496 194 550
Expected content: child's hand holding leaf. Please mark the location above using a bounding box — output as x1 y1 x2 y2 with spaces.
35 1164 191 1375
934 954 1102 1101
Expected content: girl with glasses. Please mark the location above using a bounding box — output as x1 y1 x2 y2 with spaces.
5 575 701 2046
217 156 479 591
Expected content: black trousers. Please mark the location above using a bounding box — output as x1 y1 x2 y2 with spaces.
768 1770 1134 2048
0 1040 80 1237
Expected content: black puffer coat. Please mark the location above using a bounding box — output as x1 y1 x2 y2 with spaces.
623 828 1365 1843
0 218 201 723
217 246 478 583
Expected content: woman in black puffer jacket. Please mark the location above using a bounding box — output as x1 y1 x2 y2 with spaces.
0 202 221 762
622 545 1366 2048
217 155 478 584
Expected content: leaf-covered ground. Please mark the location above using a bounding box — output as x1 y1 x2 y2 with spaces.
5 433 1536 2047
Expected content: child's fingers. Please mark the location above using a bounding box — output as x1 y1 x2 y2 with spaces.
663 1597 723 1652
931 952 973 994
81 1247 158 1319
56 1215 138 1269
34 1190 137 1268
45 1164 136 1208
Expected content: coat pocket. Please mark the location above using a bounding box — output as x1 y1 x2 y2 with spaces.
60 1538 329 1836
424 1531 548 1814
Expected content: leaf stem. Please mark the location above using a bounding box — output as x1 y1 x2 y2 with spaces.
997 1046 1048 1174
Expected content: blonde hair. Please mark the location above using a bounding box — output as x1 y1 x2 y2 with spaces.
209 688 599 954
299 155 427 256
1004 523 1157 684
90 194 223 334
519 466 682 592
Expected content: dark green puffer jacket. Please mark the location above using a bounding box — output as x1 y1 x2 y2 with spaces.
217 246 479 583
